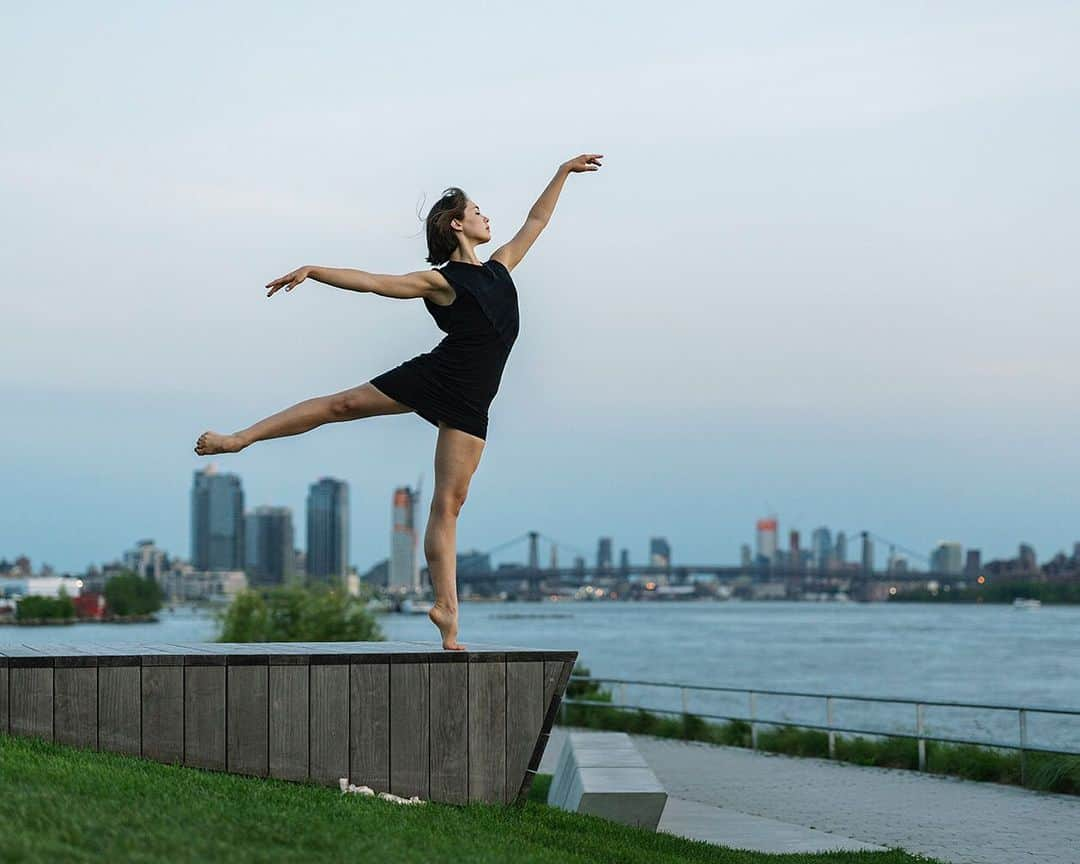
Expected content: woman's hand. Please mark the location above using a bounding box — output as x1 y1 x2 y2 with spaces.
266 266 314 297
562 153 604 174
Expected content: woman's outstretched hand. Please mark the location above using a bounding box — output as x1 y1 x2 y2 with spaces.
266 266 313 297
562 153 603 174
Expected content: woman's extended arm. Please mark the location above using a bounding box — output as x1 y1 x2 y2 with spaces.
265 266 439 300
491 153 603 272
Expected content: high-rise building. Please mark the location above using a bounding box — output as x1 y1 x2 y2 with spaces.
810 527 832 571
1018 543 1038 572
597 537 613 571
789 530 801 571
244 506 295 587
649 537 671 567
191 465 244 571
389 486 420 592
756 518 778 564
124 539 165 584
860 532 874 574
964 548 982 575
619 548 629 571
306 477 349 583
930 542 964 575
740 543 752 568
835 531 848 564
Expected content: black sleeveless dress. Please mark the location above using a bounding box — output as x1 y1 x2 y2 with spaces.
369 258 519 441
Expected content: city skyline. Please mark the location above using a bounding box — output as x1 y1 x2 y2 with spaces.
4 466 1076 578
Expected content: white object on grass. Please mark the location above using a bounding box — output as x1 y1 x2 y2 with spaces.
339 778 425 805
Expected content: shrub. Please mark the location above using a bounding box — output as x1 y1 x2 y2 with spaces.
215 583 384 642
104 571 161 616
15 594 75 621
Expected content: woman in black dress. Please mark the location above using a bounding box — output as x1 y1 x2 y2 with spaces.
194 153 604 649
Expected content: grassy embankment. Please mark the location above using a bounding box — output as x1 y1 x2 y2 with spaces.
564 668 1080 796
0 733 945 864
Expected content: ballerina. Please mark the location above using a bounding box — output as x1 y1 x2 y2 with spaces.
195 153 604 649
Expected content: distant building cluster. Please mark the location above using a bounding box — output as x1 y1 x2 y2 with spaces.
190 464 349 590
1 466 430 605
590 535 671 574
7 486 1080 608
741 515 1080 578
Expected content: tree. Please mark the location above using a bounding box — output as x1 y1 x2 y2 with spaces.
104 570 162 617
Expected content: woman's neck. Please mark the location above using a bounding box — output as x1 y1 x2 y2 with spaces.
449 246 483 266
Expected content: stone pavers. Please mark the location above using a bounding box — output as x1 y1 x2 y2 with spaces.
541 728 1080 863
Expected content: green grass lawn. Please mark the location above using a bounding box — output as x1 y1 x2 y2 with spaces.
0 734 944 864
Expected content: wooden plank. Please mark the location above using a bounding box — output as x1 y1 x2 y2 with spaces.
10 666 53 741
55 666 97 749
227 663 268 776
269 663 309 782
468 659 507 803
389 663 429 800
185 665 226 770
99 666 140 754
142 666 183 763
506 661 544 803
349 662 389 792
310 664 349 786
429 661 467 804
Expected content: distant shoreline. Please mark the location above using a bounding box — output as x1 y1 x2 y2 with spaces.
0 613 160 626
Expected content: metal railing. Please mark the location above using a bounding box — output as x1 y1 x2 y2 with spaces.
563 676 1080 784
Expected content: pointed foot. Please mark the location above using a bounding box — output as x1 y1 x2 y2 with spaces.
194 431 246 456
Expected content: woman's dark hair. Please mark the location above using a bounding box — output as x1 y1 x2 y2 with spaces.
423 186 469 266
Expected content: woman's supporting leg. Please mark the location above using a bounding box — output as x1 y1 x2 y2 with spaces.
425 422 485 650
194 381 413 455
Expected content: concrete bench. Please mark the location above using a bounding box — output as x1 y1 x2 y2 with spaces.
0 640 576 805
547 731 668 829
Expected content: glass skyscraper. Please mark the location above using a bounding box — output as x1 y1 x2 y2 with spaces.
306 477 349 582
190 465 244 571
244 505 295 587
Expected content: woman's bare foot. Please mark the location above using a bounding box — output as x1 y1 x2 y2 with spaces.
428 602 465 651
194 431 247 456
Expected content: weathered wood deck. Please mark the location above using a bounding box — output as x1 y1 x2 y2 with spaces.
0 641 577 805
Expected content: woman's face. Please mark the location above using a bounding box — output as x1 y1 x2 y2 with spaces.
457 199 491 244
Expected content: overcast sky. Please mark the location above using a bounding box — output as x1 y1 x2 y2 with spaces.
2 1 1078 574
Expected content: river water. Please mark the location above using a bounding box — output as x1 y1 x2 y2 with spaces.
4 600 1078 751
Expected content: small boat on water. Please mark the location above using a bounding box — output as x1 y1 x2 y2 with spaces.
1012 597 1042 609
399 598 434 615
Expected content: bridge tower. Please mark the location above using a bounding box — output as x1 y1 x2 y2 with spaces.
528 531 539 570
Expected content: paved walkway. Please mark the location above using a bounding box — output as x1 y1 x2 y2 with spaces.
541 728 1080 863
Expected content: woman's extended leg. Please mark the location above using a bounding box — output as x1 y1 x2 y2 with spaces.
425 422 485 650
194 382 414 455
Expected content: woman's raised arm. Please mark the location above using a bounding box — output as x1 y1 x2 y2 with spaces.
491 153 603 271
265 266 441 300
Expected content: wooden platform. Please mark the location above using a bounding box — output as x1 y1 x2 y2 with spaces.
0 641 577 805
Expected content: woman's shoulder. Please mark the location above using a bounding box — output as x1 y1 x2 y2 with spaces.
426 267 458 306
484 257 515 283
